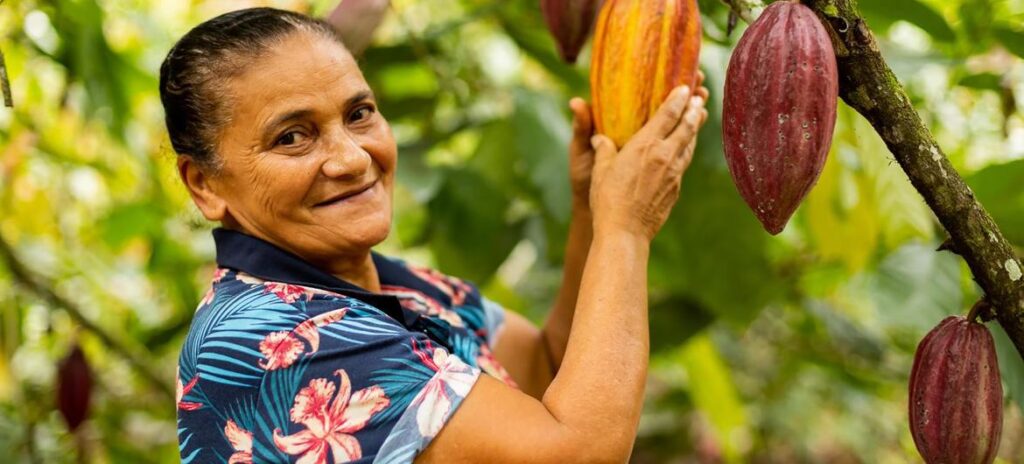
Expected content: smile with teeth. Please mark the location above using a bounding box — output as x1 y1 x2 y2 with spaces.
315 180 378 207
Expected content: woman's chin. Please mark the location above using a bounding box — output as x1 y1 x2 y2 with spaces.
333 215 392 251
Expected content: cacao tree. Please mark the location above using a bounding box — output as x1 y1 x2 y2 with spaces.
1 0 1023 461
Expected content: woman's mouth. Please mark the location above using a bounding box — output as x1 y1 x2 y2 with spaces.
314 180 379 207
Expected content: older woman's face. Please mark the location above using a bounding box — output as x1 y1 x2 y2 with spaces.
206 31 396 264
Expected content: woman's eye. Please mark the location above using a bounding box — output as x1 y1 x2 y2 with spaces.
350 106 375 123
276 131 308 147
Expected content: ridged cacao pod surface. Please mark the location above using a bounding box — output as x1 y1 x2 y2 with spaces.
590 0 702 147
909 316 1003 464
57 343 93 431
541 0 604 63
722 1 838 234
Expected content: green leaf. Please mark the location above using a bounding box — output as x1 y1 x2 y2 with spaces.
98 202 166 250
990 323 1024 412
679 334 749 463
427 168 524 283
858 0 957 43
649 296 715 354
869 243 963 336
958 0 995 51
510 90 572 224
51 0 135 137
965 159 1024 247
494 6 588 92
957 72 1004 91
993 25 1024 60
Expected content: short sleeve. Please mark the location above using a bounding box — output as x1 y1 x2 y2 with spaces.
177 274 481 464
479 296 507 348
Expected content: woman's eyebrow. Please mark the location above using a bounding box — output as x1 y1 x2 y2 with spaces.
263 109 314 136
345 90 374 108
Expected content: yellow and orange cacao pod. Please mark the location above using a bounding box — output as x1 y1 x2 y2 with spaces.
590 0 702 147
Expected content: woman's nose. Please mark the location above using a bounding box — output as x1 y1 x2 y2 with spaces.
321 134 372 180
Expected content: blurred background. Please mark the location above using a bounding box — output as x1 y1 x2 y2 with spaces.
1 0 1024 462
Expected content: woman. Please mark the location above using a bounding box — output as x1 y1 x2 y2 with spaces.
164 7 708 464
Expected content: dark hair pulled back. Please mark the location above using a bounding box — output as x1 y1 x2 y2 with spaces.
159 7 343 169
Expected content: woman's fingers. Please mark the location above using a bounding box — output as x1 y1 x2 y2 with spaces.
666 96 707 154
695 85 709 103
641 86 691 139
570 97 593 140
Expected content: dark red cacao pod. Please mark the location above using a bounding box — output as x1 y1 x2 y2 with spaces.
56 343 93 431
722 1 838 234
541 0 604 63
909 316 1003 464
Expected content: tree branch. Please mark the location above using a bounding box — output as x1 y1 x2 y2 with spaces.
0 47 12 107
0 234 174 400
723 0 1024 359
720 0 756 25
798 0 1024 358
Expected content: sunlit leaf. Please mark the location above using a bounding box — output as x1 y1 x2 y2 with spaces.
965 159 1024 247
679 334 749 463
859 0 956 43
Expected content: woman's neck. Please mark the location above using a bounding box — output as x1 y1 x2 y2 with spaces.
324 251 380 293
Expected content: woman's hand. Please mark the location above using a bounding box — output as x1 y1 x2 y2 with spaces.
589 84 709 242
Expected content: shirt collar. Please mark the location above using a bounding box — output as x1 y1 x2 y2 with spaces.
212 228 420 326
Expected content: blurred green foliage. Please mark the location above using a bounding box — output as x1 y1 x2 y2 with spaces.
1 0 1024 462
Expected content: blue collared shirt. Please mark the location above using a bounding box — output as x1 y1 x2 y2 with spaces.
176 229 515 463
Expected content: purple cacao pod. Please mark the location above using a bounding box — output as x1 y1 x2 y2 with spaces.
909 316 1003 464
722 1 838 234
541 0 604 63
56 343 93 431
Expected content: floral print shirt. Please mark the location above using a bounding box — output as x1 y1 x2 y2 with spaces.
177 229 516 463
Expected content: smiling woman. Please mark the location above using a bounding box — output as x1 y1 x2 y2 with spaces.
161 6 708 464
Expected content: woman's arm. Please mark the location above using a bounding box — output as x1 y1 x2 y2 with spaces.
494 74 709 399
417 85 708 463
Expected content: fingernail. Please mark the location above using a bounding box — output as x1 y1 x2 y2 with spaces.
692 96 705 107
590 135 601 148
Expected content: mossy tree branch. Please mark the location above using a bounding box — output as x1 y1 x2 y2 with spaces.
721 0 1024 359
805 0 1024 358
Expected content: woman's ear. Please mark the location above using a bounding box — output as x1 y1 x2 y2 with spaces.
178 156 228 222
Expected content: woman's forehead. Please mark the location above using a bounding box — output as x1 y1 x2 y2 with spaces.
226 32 371 119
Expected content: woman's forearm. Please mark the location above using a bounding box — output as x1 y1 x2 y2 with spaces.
541 227 650 460
540 206 593 374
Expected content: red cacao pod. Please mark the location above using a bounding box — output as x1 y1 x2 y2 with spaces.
909 316 1003 464
722 1 838 234
541 0 604 64
590 0 702 147
56 343 93 431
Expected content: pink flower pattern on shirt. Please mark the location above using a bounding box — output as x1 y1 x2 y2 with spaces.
225 419 254 464
258 331 305 370
273 369 390 463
